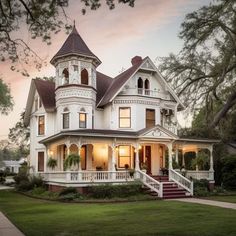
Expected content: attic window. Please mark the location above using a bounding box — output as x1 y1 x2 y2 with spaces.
80 107 86 112
81 69 88 85
62 68 69 84
145 79 150 95
63 107 69 112
137 77 143 94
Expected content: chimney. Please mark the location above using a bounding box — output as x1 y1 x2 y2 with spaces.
131 56 142 66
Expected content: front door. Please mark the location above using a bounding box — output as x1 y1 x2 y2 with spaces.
145 146 152 174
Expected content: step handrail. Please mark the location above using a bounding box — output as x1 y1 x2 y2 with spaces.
136 170 163 198
169 169 193 195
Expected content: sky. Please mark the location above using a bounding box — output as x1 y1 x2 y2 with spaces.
0 0 212 140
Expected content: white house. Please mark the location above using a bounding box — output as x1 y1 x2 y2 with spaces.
24 26 218 198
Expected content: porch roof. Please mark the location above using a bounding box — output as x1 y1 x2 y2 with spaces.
175 137 220 144
39 125 177 144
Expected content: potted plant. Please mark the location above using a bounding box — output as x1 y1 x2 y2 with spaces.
64 154 80 171
141 162 147 173
47 157 57 170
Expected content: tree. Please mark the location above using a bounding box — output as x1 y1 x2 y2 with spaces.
158 0 236 129
0 78 13 114
8 112 30 157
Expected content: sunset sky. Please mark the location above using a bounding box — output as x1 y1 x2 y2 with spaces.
0 0 211 140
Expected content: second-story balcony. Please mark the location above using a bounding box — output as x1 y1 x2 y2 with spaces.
120 87 170 100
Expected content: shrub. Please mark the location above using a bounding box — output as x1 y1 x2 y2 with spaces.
13 167 29 185
221 155 236 190
30 175 44 188
89 182 142 199
59 187 77 196
31 187 47 195
193 179 209 189
59 193 83 201
17 180 33 191
0 170 6 184
194 186 210 197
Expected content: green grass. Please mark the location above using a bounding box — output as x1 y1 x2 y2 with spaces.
0 190 236 236
202 195 236 203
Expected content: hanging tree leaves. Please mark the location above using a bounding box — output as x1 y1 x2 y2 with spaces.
158 0 236 129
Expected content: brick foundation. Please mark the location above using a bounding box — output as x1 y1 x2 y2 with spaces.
208 181 215 191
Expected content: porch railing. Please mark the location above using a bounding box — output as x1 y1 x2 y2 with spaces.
41 170 134 183
136 170 163 198
185 170 214 181
169 169 193 196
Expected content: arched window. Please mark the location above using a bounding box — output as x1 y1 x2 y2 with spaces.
137 77 143 94
81 69 89 85
62 68 69 85
145 79 150 95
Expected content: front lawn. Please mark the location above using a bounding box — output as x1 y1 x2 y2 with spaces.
0 190 236 236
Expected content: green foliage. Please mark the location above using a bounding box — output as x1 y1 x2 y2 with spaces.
193 179 210 197
191 152 209 170
0 170 6 184
59 187 77 196
31 187 47 195
0 78 13 115
158 0 236 128
47 158 57 170
8 112 30 157
221 155 236 190
89 182 142 199
64 154 80 170
172 159 180 169
183 152 196 170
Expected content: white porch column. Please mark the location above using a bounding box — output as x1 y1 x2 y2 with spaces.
209 145 214 171
175 146 179 164
45 145 49 172
111 140 117 180
167 143 173 170
135 143 140 171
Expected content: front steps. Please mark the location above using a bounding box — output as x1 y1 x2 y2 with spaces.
144 175 191 199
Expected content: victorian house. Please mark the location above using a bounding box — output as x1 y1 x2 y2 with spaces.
24 26 218 198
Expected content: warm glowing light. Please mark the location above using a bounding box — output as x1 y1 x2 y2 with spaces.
138 145 142 150
49 150 53 156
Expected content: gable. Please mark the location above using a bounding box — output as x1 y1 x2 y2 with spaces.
138 125 178 140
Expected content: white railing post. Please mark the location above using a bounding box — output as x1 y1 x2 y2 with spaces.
66 171 71 182
159 183 163 198
134 143 140 179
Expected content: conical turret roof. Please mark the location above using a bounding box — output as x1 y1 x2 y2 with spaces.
50 25 101 65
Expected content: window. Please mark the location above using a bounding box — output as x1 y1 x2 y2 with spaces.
118 145 131 168
62 68 69 84
119 107 131 128
81 68 88 85
146 109 155 128
38 152 44 172
38 116 45 135
137 77 143 94
79 113 86 128
63 113 69 129
145 79 150 95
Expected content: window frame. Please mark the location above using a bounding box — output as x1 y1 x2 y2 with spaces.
38 115 45 136
38 151 45 172
119 107 131 128
62 112 70 129
145 109 155 128
79 112 87 128
118 145 131 168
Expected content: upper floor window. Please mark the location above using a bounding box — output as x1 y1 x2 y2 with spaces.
119 107 131 128
79 113 86 128
38 116 45 135
62 108 69 129
145 79 150 95
81 68 88 85
137 77 143 94
146 109 155 128
62 68 69 84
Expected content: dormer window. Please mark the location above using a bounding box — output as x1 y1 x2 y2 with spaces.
62 68 69 85
137 77 143 94
81 68 88 85
145 79 150 95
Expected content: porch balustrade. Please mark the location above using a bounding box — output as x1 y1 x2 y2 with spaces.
185 170 214 181
41 170 134 184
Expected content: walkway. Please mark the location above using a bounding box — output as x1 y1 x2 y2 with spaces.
170 198 236 210
0 212 24 236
